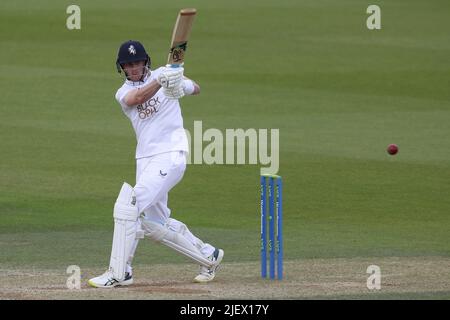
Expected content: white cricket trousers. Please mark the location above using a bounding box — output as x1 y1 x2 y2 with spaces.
127 151 215 271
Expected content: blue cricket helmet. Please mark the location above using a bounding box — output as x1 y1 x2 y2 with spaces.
116 40 151 75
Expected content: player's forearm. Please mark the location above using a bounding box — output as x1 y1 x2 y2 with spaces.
184 78 200 95
124 80 161 106
191 81 200 95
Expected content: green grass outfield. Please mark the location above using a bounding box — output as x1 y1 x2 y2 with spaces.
0 0 449 299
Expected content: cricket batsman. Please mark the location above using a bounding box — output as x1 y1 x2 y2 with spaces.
88 40 224 288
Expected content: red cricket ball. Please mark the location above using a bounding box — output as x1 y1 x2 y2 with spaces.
387 144 398 155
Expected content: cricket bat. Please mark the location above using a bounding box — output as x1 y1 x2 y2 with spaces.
167 8 197 68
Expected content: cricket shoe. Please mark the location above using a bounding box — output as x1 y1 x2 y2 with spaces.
194 248 224 283
88 269 133 288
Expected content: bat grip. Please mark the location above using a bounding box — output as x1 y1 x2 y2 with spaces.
166 63 184 68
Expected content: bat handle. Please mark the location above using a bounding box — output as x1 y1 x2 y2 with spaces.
166 63 184 68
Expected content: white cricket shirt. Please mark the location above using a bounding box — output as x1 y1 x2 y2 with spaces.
115 67 189 159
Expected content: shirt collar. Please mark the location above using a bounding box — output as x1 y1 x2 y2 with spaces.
125 70 152 87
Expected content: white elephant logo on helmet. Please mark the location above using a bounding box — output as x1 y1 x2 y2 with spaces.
128 45 136 55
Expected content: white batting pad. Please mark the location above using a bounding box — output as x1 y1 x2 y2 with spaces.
109 182 139 280
141 219 214 268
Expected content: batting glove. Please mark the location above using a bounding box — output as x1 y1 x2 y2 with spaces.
163 83 185 100
157 67 184 89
